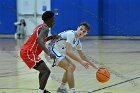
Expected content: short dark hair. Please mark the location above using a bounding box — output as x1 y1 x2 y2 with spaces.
80 22 90 32
42 11 54 22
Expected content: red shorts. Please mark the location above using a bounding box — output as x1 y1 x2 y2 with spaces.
20 49 41 69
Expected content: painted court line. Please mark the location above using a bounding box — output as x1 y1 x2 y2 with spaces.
88 76 140 93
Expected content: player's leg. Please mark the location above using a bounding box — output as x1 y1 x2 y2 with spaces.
20 50 51 93
49 47 79 93
33 60 51 93
62 71 67 84
59 57 76 88
57 57 79 93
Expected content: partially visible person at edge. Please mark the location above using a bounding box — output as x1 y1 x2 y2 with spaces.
20 11 59 93
48 22 98 93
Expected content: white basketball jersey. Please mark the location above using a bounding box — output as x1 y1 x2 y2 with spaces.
48 30 82 54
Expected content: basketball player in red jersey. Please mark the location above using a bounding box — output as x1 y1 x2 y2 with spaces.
20 11 58 93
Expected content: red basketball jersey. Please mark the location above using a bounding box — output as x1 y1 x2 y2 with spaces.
20 24 49 69
21 24 48 55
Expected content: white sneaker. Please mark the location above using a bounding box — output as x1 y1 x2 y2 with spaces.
70 89 79 93
56 87 69 93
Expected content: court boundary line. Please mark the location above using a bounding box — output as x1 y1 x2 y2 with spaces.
88 76 140 93
0 75 139 93
0 65 140 92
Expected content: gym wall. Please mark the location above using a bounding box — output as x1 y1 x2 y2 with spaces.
0 0 140 36
102 0 140 36
0 0 17 34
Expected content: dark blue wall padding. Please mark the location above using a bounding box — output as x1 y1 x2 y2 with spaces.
0 0 16 34
102 0 140 36
1 0 140 36
51 0 99 36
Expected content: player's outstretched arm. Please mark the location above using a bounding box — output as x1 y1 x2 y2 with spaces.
77 50 98 69
66 42 90 68
38 27 56 59
38 27 50 54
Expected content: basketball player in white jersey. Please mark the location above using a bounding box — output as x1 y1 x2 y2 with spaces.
48 22 98 93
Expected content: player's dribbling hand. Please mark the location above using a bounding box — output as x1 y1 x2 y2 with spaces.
80 60 90 69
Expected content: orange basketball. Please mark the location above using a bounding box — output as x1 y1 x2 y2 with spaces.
96 67 110 83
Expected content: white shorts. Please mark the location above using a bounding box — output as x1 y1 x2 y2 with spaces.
51 47 66 64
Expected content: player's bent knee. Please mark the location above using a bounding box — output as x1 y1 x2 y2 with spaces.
68 64 76 72
47 69 51 74
41 69 51 75
72 64 76 71
44 69 51 77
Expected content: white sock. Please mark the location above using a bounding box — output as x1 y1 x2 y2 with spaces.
38 89 44 93
59 82 66 89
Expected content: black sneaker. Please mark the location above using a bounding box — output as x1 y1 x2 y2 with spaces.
44 90 51 93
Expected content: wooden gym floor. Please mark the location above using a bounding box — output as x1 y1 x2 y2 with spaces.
0 37 140 93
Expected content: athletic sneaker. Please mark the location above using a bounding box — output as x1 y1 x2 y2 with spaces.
44 90 51 93
56 87 69 93
71 90 80 93
70 89 80 93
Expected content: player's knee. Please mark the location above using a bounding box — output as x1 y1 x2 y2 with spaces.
41 69 51 76
46 69 51 75
68 64 76 72
72 64 76 71
44 69 51 77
